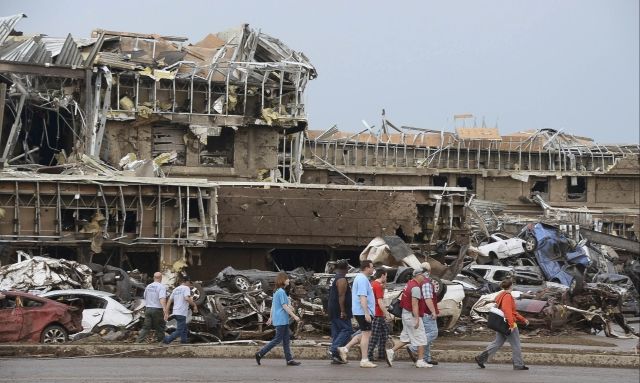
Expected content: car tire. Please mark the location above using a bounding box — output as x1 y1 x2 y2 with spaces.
232 275 251 292
567 268 585 295
522 235 538 253
41 325 68 344
430 276 447 302
191 282 206 306
395 268 414 284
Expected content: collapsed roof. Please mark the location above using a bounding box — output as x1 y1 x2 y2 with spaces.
0 13 316 80
0 13 317 165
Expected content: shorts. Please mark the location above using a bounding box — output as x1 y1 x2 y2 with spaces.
399 310 427 347
354 315 372 331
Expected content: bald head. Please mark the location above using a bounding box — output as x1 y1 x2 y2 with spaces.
153 272 162 281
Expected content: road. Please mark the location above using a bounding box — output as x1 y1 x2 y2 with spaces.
0 358 638 383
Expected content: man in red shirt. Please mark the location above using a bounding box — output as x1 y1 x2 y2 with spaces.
367 268 393 366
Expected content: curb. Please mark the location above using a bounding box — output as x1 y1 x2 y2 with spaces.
0 345 638 368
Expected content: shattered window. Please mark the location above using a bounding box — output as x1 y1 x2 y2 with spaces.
21 298 44 308
433 176 448 187
456 176 474 190
566 176 587 201
200 127 235 166
80 296 108 309
0 296 17 309
493 270 512 282
531 179 549 193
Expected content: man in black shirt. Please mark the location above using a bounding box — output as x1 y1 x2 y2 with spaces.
327 261 352 364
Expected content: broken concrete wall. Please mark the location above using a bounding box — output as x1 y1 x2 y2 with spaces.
595 177 639 205
481 177 524 201
232 126 279 179
215 186 423 246
372 175 428 187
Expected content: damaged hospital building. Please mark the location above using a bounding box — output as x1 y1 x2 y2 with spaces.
0 13 638 283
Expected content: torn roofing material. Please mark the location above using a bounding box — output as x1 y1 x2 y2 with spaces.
0 14 317 81
0 13 26 46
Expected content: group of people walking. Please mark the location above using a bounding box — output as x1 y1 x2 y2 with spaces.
136 272 198 345
256 260 529 371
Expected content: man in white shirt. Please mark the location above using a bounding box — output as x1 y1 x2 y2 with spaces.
137 272 168 343
163 277 198 344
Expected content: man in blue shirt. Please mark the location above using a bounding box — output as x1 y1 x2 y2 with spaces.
350 260 376 368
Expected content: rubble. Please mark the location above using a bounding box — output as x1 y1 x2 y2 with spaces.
0 255 93 292
0 12 638 349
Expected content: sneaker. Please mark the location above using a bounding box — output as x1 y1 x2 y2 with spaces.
415 360 433 368
405 346 418 363
331 356 347 364
326 350 333 359
427 360 438 366
513 365 529 370
385 349 394 367
287 360 301 366
338 347 348 363
255 352 262 366
359 360 377 368
474 355 485 369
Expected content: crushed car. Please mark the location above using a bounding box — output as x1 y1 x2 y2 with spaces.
0 291 82 343
41 289 145 335
477 232 537 262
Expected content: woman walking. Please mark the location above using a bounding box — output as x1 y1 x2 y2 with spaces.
474 278 530 371
255 272 302 366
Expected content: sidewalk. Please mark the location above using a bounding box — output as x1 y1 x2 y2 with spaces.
1 336 637 368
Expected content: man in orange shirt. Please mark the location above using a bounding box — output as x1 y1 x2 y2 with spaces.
475 278 530 371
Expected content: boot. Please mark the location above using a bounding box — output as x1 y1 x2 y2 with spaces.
474 351 488 369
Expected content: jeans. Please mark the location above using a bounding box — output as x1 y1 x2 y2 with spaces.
137 308 166 342
258 325 293 361
163 315 188 344
410 315 438 361
478 327 524 367
329 317 353 355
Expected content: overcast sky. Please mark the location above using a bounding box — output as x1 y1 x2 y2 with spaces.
3 0 638 143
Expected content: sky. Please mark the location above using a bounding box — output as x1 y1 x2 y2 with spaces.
2 0 638 144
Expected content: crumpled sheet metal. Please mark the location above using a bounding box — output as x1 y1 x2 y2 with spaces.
359 236 423 270
0 256 93 292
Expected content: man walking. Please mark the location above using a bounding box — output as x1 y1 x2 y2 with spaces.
163 277 198 344
136 272 168 343
407 263 439 365
387 269 431 368
328 260 352 364
367 268 393 366
344 260 376 368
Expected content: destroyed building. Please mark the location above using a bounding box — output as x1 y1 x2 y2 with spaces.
0 14 468 278
0 13 639 344
302 117 640 241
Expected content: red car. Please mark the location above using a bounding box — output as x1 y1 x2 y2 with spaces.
0 291 82 343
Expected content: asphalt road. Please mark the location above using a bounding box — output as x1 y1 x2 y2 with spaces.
0 358 638 383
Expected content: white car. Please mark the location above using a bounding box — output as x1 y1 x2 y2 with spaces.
41 289 145 333
478 233 530 260
465 264 514 284
465 262 545 286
